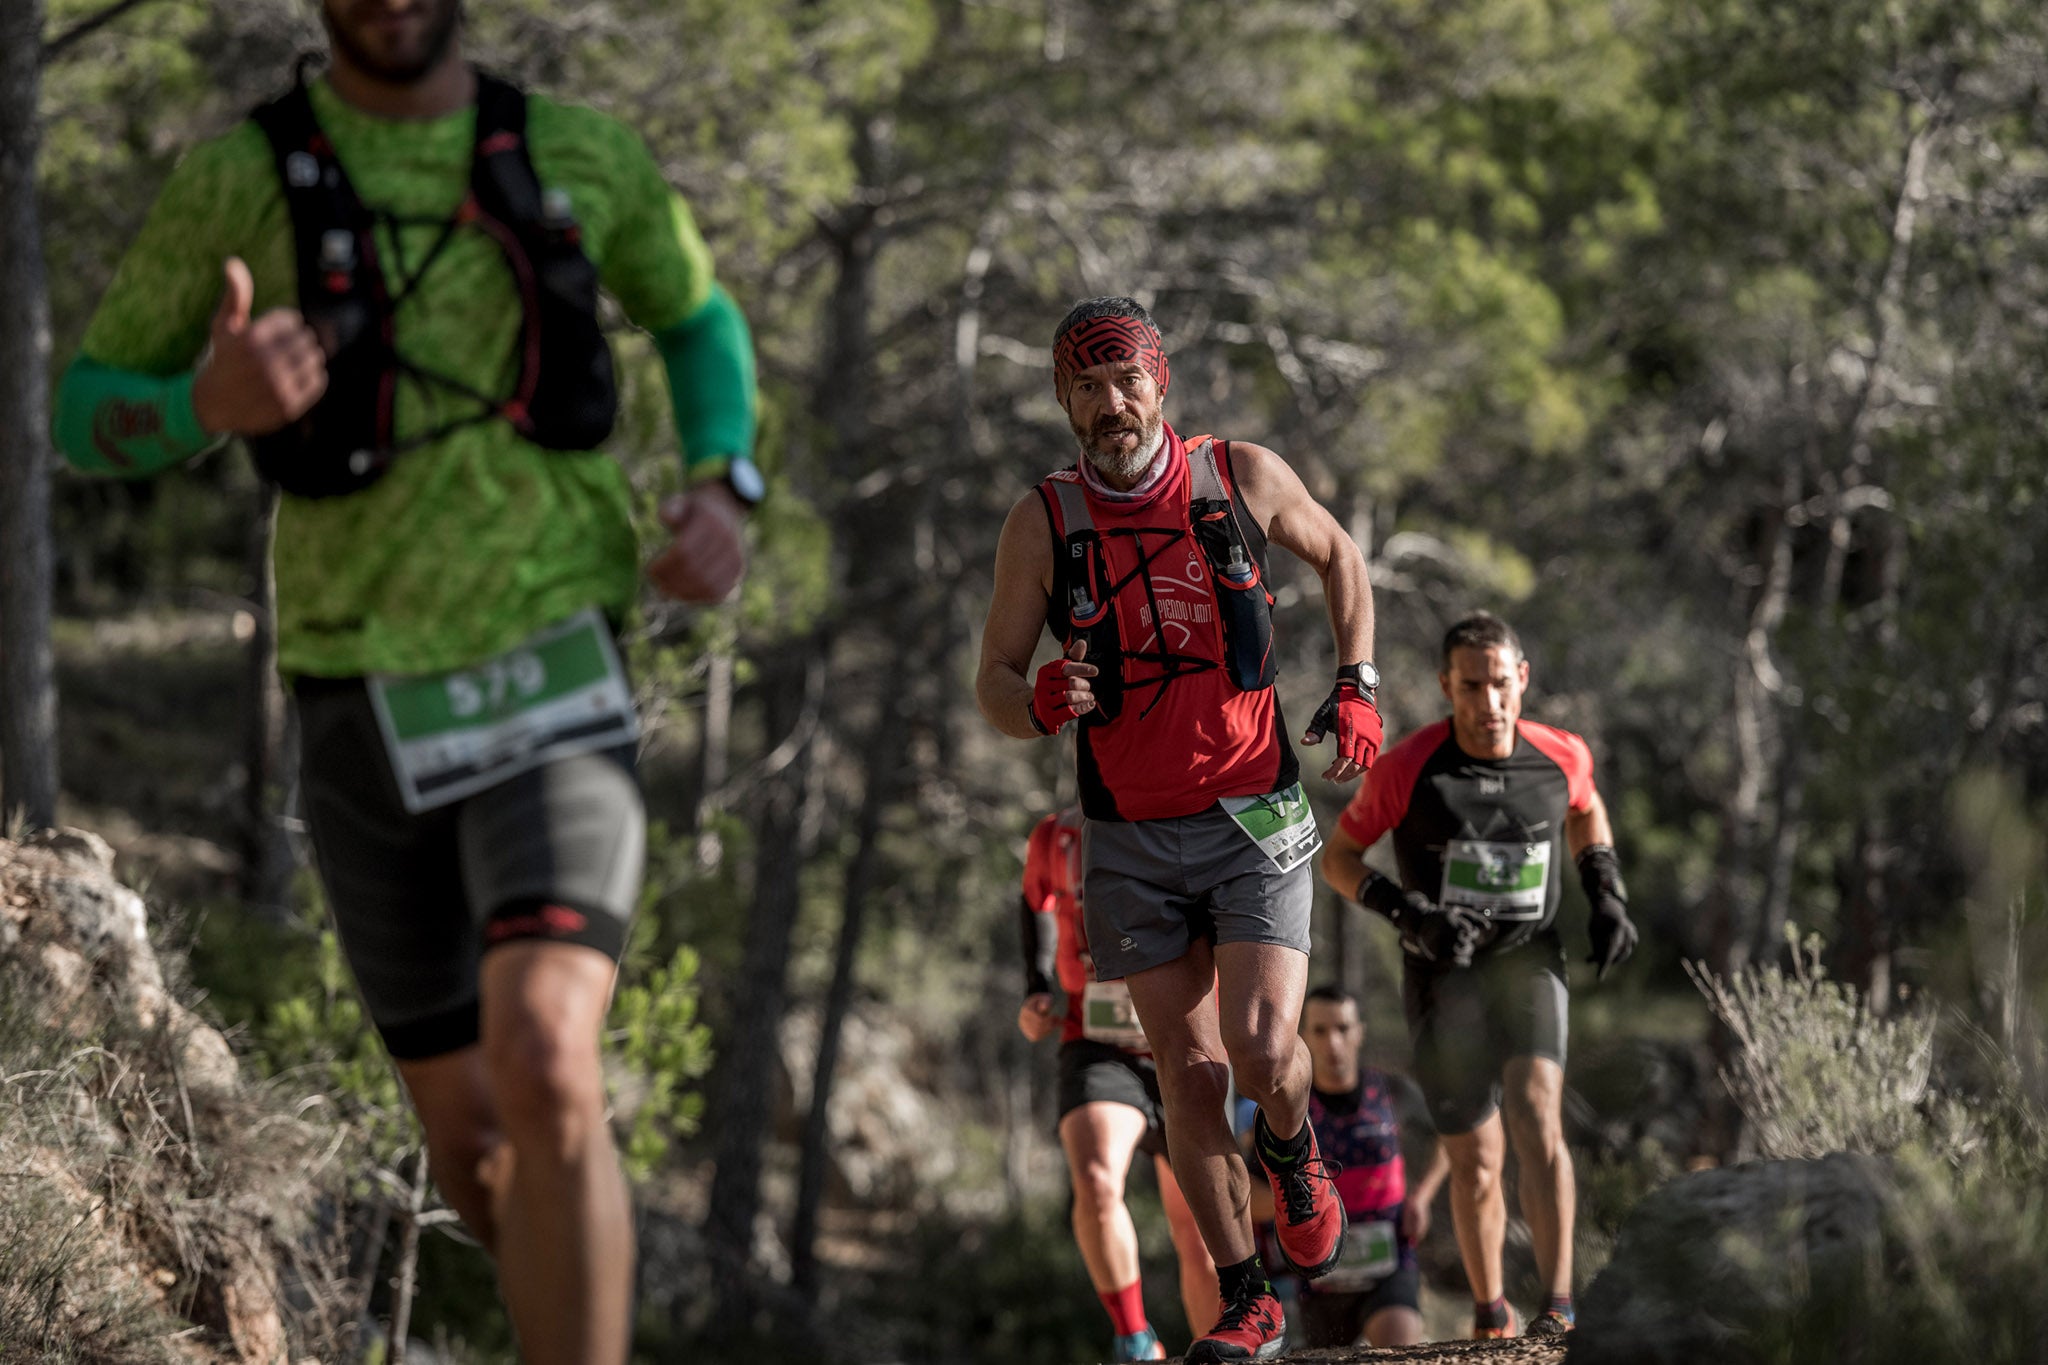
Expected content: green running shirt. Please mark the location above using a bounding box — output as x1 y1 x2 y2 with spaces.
75 80 718 678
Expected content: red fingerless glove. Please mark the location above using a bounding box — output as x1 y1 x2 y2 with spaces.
1303 682 1383 769
1029 655 1091 735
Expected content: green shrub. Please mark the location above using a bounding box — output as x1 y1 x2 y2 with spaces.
1689 929 1938 1161
1687 914 2048 1363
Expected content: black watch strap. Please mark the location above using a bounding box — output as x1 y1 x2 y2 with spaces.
1336 661 1380 700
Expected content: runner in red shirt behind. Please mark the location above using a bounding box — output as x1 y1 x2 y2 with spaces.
1320 612 1637 1340
1018 806 1218 1360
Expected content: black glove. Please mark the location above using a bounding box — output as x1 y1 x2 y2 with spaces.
1355 872 1487 969
1578 844 1636 980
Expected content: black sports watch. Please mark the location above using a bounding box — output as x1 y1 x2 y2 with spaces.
696 455 765 509
1336 661 1380 700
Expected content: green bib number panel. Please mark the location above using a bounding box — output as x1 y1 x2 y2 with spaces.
1219 783 1322 874
368 608 638 813
1317 1217 1398 1292
1082 980 1150 1050
1439 838 1550 920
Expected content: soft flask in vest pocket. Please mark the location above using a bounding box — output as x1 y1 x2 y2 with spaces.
1190 497 1277 692
1063 531 1124 725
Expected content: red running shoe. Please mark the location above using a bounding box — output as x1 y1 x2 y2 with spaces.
1254 1110 1347 1278
1184 1281 1286 1363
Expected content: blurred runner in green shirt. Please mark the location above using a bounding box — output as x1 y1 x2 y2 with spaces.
52 2 764 1359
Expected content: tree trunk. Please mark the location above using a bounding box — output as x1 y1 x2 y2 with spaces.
1750 736 1807 967
694 649 733 871
0 0 60 832
1836 818 1895 1014
789 723 900 1298
238 485 296 915
703 646 826 1326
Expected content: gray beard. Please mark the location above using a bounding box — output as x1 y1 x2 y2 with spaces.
1081 422 1165 485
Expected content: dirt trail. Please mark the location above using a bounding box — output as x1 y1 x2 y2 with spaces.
1184 1340 1568 1365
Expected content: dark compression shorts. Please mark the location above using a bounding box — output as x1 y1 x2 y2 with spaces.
1402 935 1569 1134
294 676 644 1060
1056 1039 1169 1160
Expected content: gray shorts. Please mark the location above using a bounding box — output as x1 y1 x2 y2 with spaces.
294 676 645 1060
1082 804 1313 980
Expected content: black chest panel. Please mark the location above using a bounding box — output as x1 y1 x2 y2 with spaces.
1393 735 1574 949
246 71 616 498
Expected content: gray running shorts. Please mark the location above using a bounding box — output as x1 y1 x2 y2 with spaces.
1082 803 1313 981
293 676 645 1060
1401 935 1569 1134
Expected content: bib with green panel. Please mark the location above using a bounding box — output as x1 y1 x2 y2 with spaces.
1218 782 1322 873
1439 838 1551 920
1315 1217 1399 1292
367 608 637 812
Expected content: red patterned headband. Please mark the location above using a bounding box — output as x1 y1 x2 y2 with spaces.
1053 314 1170 404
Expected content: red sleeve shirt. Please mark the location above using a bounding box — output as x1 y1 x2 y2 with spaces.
1336 716 1598 953
1338 720 1452 849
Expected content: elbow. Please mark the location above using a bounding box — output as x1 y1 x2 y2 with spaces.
1319 842 1356 899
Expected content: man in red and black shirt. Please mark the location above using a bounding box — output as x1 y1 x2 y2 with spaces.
1018 806 1218 1361
979 297 1382 1363
1320 612 1636 1340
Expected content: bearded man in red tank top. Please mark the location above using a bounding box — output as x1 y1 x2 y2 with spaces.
978 297 1384 1363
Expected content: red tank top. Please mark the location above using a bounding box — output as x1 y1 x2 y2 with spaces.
1038 426 1295 821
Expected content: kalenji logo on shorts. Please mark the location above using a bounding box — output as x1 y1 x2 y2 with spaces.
487 903 589 943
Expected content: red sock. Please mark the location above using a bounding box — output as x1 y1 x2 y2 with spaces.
1100 1281 1148 1336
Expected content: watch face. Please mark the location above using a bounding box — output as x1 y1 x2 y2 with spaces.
1358 660 1380 690
726 458 766 504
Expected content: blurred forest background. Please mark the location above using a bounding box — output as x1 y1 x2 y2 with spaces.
4 0 2048 1361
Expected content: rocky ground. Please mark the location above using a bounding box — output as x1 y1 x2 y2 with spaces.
0 828 353 1362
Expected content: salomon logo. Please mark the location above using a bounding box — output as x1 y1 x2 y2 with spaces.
1120 936 1136 952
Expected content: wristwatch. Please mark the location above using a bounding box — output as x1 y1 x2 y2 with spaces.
694 456 765 509
1336 661 1380 700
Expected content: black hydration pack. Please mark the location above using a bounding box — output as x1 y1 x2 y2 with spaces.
247 70 616 498
1037 437 1279 726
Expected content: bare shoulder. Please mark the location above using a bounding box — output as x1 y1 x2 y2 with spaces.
998 487 1053 549
994 487 1056 589
1224 440 1292 486
1222 441 1311 529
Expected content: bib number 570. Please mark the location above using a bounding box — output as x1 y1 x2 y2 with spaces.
445 651 546 719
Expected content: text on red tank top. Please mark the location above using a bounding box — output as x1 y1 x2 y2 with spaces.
1049 426 1293 820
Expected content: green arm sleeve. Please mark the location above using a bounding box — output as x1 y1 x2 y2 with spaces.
652 283 757 473
51 355 220 477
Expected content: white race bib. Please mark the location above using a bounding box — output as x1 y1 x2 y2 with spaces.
1218 783 1323 874
1316 1218 1399 1292
1082 980 1149 1049
1439 838 1551 920
367 608 639 814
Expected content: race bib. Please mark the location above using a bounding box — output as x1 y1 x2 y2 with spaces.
1082 980 1149 1050
1218 783 1323 874
367 608 639 814
1440 838 1551 920
1316 1218 1399 1292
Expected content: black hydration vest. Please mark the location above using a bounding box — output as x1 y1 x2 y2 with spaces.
1037 437 1280 726
247 71 616 498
